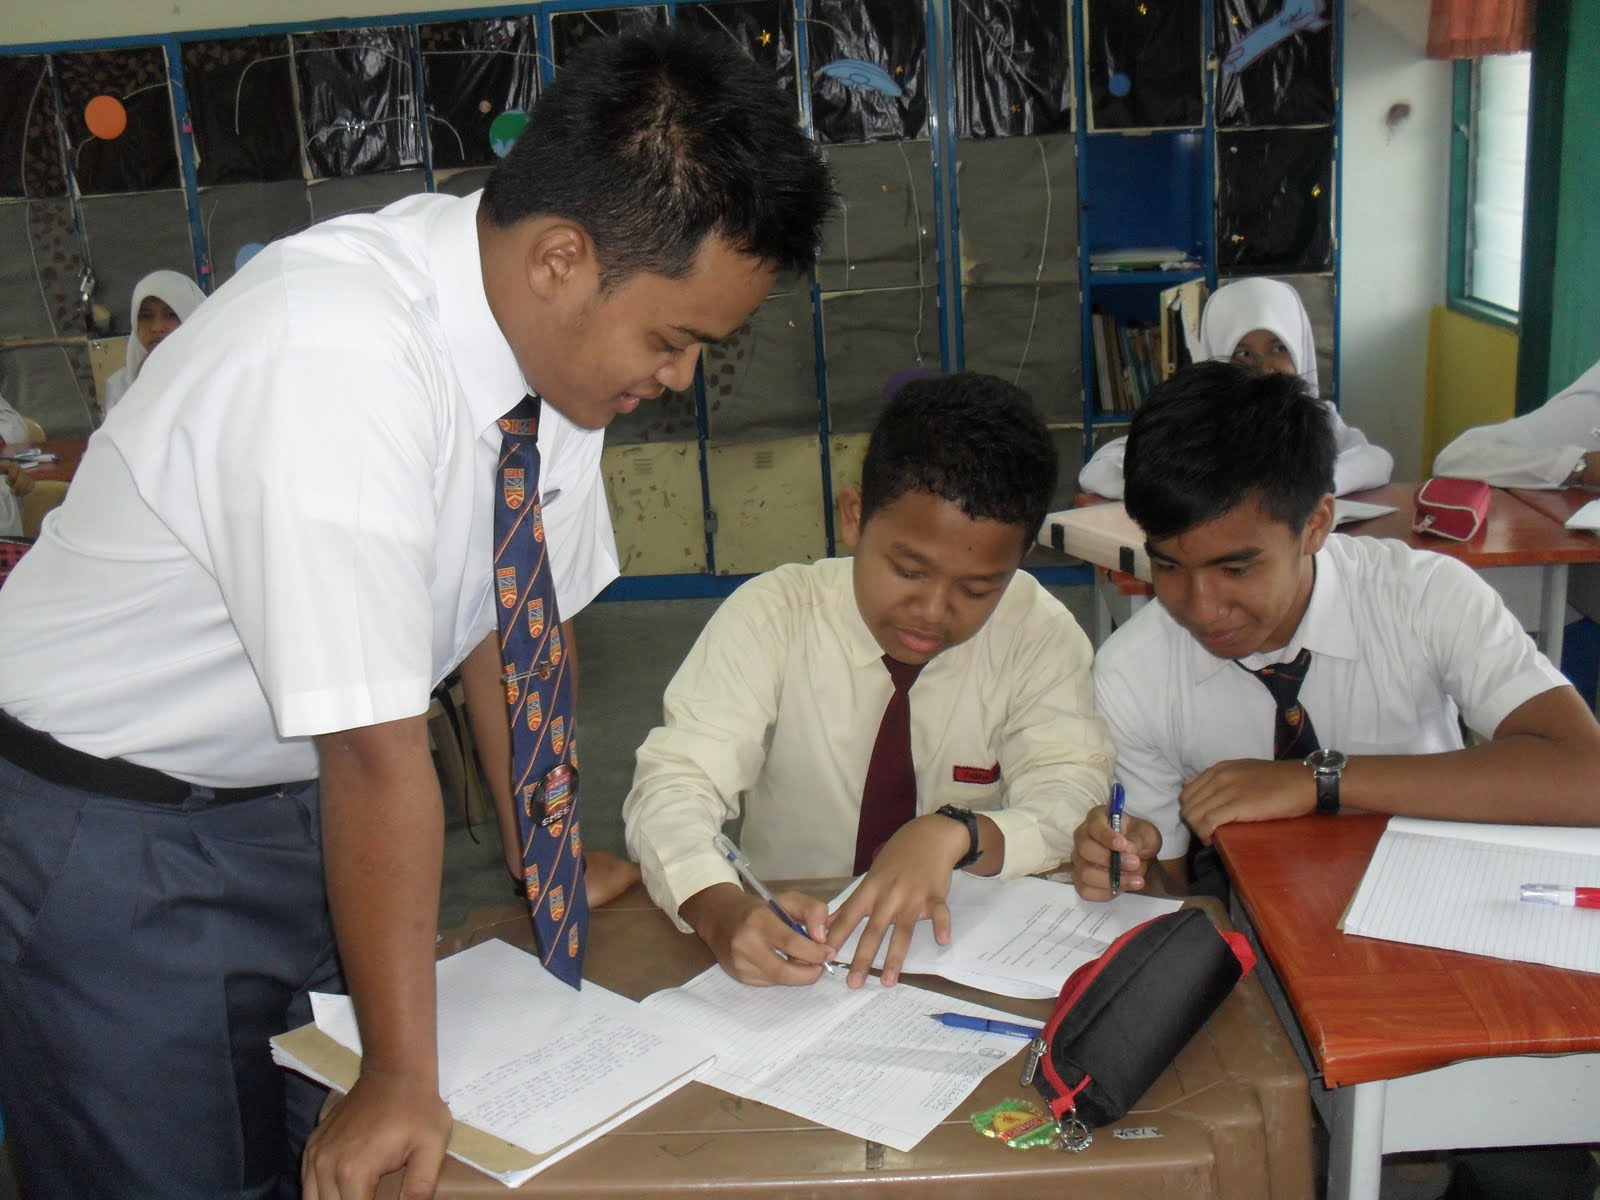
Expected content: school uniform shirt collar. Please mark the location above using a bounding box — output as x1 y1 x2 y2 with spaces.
1188 541 1361 683
831 561 893 669
425 191 530 436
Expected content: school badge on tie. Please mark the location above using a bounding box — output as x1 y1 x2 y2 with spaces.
493 395 588 987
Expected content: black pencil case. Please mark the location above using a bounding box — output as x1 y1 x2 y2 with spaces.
1023 907 1256 1150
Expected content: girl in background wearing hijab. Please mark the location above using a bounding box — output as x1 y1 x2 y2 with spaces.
101 270 208 414
1078 276 1394 498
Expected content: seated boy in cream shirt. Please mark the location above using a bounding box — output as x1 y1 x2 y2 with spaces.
624 373 1114 989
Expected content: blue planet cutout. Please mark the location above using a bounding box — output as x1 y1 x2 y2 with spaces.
235 242 266 271
819 59 904 98
490 109 529 158
1108 72 1132 97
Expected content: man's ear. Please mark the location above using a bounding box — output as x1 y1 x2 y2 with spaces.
1301 493 1337 555
524 221 592 302
838 486 864 549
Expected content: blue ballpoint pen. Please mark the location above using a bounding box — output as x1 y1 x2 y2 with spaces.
1107 781 1127 897
931 1012 1044 1039
713 833 835 973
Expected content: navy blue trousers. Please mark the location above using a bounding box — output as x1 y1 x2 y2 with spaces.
0 760 341 1199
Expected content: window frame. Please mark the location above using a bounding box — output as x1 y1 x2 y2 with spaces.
1446 57 1525 331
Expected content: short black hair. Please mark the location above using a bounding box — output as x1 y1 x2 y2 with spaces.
1124 361 1335 541
860 372 1058 548
481 27 835 286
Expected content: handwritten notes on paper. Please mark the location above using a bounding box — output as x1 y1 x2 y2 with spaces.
275 939 714 1185
1343 817 1600 974
642 966 1031 1153
829 873 1181 997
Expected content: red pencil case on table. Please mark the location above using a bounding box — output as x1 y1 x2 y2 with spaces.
1024 907 1255 1151
1413 477 1492 541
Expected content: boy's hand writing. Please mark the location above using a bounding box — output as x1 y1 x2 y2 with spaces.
1070 805 1161 901
680 882 833 986
827 813 967 989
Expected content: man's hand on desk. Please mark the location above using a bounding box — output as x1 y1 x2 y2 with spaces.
827 815 967 989
1070 804 1162 901
1179 758 1315 844
301 1066 452 1200
680 882 834 986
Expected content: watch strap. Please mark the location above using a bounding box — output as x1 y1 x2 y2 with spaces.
935 804 983 869
1312 768 1340 814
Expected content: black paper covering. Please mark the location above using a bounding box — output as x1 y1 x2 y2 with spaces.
551 8 669 69
419 18 541 170
806 0 928 144
1216 127 1333 272
1085 0 1202 129
0 56 66 198
54 47 179 194
677 0 796 102
953 0 1072 138
1214 0 1334 128
184 36 303 186
293 27 423 178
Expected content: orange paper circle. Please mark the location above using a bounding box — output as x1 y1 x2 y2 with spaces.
85 95 128 140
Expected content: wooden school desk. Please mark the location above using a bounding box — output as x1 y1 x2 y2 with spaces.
1215 814 1600 1200
366 883 1315 1200
8 436 86 485
1044 483 1600 662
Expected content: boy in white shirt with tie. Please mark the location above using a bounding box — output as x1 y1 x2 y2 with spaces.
1072 361 1600 901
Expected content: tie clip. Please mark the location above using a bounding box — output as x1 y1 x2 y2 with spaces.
502 660 556 685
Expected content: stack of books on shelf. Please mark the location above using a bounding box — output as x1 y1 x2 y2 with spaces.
1088 245 1201 273
1090 311 1162 414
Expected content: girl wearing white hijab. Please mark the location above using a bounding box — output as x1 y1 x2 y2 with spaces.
101 270 208 414
1078 276 1394 497
1432 358 1600 489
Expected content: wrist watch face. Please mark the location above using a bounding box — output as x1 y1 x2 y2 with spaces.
1306 749 1348 774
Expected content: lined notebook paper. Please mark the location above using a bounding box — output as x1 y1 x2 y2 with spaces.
1343 818 1600 974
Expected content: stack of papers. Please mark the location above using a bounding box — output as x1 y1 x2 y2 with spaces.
1564 499 1600 531
271 940 714 1186
830 873 1181 998
642 967 1033 1153
1343 817 1600 974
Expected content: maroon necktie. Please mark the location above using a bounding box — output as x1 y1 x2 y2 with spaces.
854 655 924 874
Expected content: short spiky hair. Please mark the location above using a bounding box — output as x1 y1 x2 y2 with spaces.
860 372 1058 548
481 27 835 286
1124 361 1335 541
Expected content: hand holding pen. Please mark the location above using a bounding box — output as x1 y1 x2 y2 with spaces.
713 834 836 975
1107 782 1126 897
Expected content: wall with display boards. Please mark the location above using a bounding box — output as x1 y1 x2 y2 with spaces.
0 0 1343 596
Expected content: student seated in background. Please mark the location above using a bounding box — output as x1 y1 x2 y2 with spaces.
1070 362 1600 901
101 269 208 414
1078 276 1393 499
0 393 34 539
625 373 1113 987
1432 357 1600 488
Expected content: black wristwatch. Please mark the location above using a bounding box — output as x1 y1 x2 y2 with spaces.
935 804 984 869
1304 749 1348 815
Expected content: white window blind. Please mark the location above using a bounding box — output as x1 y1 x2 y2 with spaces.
1467 52 1530 313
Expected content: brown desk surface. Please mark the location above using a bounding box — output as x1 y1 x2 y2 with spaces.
368 883 1313 1199
13 437 86 484
1215 814 1600 1090
1508 485 1598 528
1339 482 1600 567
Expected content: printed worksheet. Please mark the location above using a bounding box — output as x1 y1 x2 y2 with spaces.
1343 818 1600 973
641 967 1031 1152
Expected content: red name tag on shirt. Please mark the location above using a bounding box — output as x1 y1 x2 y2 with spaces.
952 762 1001 785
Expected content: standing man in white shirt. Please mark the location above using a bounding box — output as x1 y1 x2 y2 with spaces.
0 29 832 1200
1069 362 1600 902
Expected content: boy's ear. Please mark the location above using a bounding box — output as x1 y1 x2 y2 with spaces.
1301 493 1337 555
838 486 864 549
524 221 593 302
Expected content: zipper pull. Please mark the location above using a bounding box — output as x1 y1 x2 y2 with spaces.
1019 1036 1047 1087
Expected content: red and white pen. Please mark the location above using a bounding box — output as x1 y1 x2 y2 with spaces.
1519 883 1600 909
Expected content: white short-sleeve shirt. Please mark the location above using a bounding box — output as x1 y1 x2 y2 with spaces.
1092 533 1569 858
0 192 617 786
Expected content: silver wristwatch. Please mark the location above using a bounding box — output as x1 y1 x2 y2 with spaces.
1304 749 1347 815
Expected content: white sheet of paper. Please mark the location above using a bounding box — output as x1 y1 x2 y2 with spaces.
827 873 1180 996
1333 499 1398 526
641 966 1031 1153
1564 498 1600 531
309 940 715 1158
1343 818 1600 974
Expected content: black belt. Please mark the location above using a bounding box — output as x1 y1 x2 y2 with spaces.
0 710 305 806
